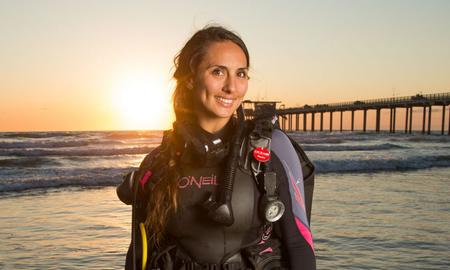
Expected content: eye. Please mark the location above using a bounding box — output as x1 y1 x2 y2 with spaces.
211 68 224 76
237 70 248 79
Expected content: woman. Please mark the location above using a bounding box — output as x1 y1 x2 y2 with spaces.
117 25 316 270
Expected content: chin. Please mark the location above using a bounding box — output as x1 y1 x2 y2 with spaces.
214 107 238 118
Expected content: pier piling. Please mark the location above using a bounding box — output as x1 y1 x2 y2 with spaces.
329 112 333 132
393 108 396 133
363 109 367 132
289 114 293 131
320 112 324 131
303 113 307 132
427 106 432 135
441 106 446 135
376 109 381 132
405 107 409 133
409 107 413 134
389 108 393 133
351 110 355 131
422 107 426 134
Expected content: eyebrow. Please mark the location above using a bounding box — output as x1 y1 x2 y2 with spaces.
207 64 249 71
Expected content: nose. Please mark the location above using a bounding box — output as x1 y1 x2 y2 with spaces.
223 74 237 94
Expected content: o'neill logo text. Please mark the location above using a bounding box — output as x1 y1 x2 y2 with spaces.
178 174 218 189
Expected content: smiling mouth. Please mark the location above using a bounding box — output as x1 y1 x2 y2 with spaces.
215 96 235 107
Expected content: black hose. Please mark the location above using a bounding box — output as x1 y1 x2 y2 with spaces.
204 105 246 226
221 105 245 201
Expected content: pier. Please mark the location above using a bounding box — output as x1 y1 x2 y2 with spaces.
245 92 450 135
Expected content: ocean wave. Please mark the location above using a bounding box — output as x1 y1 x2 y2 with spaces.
315 155 450 173
0 157 62 168
0 139 125 149
392 135 450 143
0 146 155 157
105 131 163 140
0 168 129 193
1 153 449 193
0 132 78 139
0 130 163 142
303 143 406 152
287 132 379 144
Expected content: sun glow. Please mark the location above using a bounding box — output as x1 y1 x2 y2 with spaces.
112 72 172 130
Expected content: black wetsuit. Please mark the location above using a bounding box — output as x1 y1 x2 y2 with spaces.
118 122 316 269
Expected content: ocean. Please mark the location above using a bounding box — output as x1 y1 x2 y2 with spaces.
0 131 449 269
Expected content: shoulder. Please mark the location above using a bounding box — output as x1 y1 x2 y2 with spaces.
271 129 314 180
139 129 174 170
138 145 163 171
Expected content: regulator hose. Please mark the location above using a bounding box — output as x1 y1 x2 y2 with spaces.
204 105 246 226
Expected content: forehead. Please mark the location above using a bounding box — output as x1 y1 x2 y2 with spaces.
201 41 248 68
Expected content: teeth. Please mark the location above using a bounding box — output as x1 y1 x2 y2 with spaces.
216 97 233 104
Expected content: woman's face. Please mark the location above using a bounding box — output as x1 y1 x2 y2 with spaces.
192 40 249 125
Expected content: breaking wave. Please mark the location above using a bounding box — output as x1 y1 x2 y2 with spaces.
0 157 62 168
0 167 130 193
303 143 406 152
0 146 155 157
315 155 450 173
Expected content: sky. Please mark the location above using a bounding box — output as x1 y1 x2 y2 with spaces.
1 0 449 131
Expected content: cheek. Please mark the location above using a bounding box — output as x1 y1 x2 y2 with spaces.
197 77 223 97
237 80 249 97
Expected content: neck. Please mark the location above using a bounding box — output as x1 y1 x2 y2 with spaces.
197 116 231 134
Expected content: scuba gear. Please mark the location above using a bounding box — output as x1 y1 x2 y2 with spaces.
117 106 316 269
243 238 289 270
172 121 230 167
139 223 148 270
130 170 146 270
271 129 314 251
260 172 285 223
203 105 247 226
240 113 286 224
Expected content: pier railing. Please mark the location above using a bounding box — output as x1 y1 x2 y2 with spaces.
279 92 450 113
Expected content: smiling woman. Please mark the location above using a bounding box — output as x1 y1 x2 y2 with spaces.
111 72 172 130
116 26 316 270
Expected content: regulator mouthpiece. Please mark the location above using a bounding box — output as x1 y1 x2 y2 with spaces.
203 194 234 226
202 104 245 226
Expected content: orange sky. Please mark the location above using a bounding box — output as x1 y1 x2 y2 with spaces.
1 1 449 131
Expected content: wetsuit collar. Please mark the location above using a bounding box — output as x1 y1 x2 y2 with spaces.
173 119 235 167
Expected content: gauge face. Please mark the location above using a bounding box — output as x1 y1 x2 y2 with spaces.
265 201 285 222
267 205 279 218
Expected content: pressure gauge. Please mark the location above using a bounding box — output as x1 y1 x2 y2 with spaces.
263 200 285 222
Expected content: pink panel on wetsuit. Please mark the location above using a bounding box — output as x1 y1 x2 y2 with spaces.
295 217 315 253
139 170 152 188
259 247 273 255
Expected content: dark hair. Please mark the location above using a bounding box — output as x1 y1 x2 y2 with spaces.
172 25 250 121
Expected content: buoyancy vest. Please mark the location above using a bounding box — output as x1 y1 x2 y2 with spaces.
166 163 263 265
117 117 315 270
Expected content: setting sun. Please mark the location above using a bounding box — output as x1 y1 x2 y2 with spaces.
111 71 172 130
